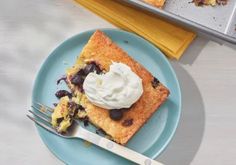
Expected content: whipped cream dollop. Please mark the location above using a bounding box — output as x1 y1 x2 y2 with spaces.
83 62 143 109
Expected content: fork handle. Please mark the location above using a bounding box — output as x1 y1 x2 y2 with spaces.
78 129 163 165
98 138 163 165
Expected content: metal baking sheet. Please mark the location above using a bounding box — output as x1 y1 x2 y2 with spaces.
121 0 236 44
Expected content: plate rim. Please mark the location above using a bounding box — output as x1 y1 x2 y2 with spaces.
32 28 182 164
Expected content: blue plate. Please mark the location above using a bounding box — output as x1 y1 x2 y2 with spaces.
32 29 181 165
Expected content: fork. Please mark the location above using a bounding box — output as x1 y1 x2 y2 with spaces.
27 102 164 165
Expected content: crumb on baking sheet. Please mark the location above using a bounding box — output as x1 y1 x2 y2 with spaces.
191 0 228 6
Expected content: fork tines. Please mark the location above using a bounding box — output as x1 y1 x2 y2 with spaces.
26 114 58 135
27 102 59 136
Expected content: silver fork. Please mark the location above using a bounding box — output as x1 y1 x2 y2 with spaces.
27 102 164 165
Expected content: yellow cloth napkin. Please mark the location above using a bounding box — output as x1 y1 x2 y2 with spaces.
75 0 196 59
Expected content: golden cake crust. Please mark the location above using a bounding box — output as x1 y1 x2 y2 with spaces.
66 30 169 145
143 0 166 8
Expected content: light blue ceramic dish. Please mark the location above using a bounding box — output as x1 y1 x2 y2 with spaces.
32 29 181 165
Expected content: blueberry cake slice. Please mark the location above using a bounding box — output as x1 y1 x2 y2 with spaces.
193 0 228 6
143 0 166 8
62 30 169 145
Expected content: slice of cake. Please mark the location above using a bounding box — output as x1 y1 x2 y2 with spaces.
193 0 228 6
64 30 169 145
143 0 166 8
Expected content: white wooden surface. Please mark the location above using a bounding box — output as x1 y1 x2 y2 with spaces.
0 0 235 164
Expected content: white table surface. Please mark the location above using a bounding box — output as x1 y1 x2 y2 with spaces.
0 0 236 165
